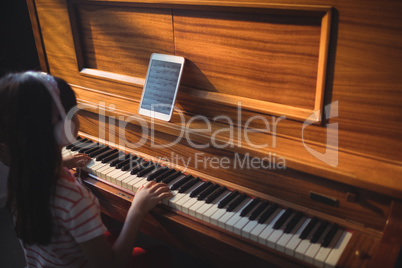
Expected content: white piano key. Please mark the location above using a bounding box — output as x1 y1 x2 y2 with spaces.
195 191 230 221
294 221 321 260
217 199 251 229
304 225 332 264
128 176 147 191
224 198 253 232
173 182 205 211
95 164 114 178
121 174 138 189
324 231 352 268
249 208 281 242
99 166 116 180
284 218 311 256
115 172 134 187
257 209 286 246
241 220 259 239
107 169 128 184
187 199 205 217
276 216 307 252
314 229 344 268
181 196 201 215
201 192 231 223
166 190 186 209
160 176 189 206
266 212 296 249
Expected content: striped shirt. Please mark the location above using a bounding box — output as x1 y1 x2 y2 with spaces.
21 169 107 267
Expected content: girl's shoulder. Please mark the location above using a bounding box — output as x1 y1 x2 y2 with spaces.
55 168 95 207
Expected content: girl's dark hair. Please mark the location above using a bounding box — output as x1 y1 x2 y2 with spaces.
0 72 77 245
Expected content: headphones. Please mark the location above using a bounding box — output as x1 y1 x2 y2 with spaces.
25 71 75 146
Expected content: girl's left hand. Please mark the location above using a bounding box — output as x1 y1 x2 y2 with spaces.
63 153 92 169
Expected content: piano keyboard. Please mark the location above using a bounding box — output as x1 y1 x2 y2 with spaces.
62 137 353 268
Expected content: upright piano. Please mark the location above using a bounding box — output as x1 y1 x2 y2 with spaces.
27 0 402 267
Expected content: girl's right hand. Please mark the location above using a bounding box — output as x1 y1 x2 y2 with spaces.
128 181 173 217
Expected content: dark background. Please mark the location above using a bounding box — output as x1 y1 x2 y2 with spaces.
0 0 40 78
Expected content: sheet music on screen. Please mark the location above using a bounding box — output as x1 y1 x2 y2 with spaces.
140 60 182 115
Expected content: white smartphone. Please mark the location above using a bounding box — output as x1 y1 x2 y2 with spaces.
138 53 185 121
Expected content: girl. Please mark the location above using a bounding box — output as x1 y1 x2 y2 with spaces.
0 71 173 267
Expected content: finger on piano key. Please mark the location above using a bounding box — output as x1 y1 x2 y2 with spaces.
284 217 311 256
313 229 344 267
257 209 286 245
324 231 353 268
162 175 189 205
276 216 307 252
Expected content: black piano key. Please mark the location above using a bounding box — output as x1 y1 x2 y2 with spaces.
161 171 182 184
189 181 210 198
170 175 193 190
120 161 134 171
273 208 293 230
154 169 176 183
120 156 141 170
78 142 99 153
249 200 270 221
85 144 104 155
130 160 147 175
101 151 120 163
115 157 132 169
299 217 319 240
88 145 108 157
147 166 169 181
218 190 239 209
95 148 118 161
137 163 158 177
178 177 200 193
197 184 219 201
240 197 260 217
70 139 89 151
205 186 227 204
227 193 247 212
110 153 132 166
321 224 339 247
66 137 84 149
284 211 303 233
310 221 329 243
258 203 278 224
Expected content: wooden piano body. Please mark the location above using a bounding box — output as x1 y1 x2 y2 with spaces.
27 0 402 267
